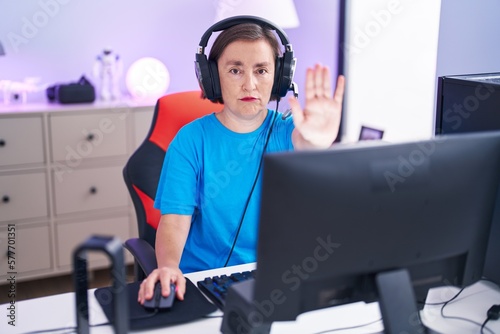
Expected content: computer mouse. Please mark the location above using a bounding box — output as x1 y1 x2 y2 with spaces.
143 282 176 310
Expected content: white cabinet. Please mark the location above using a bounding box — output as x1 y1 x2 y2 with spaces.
0 224 52 277
50 111 128 162
0 172 48 222
0 101 155 281
53 165 128 215
56 216 132 268
0 116 45 166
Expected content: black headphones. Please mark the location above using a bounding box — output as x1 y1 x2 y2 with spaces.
195 15 297 102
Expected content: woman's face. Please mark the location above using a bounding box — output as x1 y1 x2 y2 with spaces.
218 39 275 121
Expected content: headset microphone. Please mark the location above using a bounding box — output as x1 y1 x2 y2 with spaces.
281 81 299 120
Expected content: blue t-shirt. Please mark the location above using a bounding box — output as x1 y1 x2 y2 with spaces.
154 109 294 273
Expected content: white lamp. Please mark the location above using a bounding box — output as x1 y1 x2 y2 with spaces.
214 0 299 28
125 57 170 101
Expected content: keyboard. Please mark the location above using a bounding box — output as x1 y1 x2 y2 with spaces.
197 269 256 310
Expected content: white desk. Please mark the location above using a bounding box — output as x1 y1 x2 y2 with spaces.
1 263 499 334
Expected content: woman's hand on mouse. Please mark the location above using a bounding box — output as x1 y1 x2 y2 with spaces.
138 266 186 304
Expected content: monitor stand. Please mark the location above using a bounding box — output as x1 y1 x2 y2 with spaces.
221 269 430 334
221 279 272 334
376 269 429 334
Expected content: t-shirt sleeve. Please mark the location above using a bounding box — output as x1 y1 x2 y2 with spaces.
154 125 200 215
285 116 295 150
274 113 295 151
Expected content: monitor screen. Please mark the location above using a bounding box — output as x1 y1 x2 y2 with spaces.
251 131 500 329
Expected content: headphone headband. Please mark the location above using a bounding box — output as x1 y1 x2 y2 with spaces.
198 15 292 50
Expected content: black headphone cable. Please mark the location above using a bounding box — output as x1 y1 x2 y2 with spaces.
223 108 279 267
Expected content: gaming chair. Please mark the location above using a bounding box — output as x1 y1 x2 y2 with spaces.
123 91 222 280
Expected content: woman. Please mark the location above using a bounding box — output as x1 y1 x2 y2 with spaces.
138 20 344 304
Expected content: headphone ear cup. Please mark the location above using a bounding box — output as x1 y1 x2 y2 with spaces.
209 60 222 101
279 51 296 98
272 50 296 99
272 57 283 99
195 53 215 101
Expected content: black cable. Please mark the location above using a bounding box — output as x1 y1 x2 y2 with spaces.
417 282 465 308
481 304 500 334
437 287 494 333
222 83 297 266
310 318 382 334
130 308 160 320
480 317 491 334
416 284 466 307
439 286 497 334
418 277 499 307
223 108 279 267
417 281 495 334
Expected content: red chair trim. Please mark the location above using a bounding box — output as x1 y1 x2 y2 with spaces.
133 184 161 230
148 91 221 151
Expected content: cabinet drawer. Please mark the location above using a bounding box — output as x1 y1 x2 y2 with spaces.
0 116 44 166
53 165 128 215
56 216 131 268
0 173 48 222
0 224 51 276
50 112 127 162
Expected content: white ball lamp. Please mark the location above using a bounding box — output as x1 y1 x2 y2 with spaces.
126 57 170 101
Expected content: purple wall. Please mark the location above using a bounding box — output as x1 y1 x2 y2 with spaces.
0 0 342 105
437 0 500 76
287 0 342 105
2 1 500 105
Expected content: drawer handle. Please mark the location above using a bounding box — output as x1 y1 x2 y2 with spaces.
86 133 95 141
0 139 5 147
89 187 97 194
2 195 10 203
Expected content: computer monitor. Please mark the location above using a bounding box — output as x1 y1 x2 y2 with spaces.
221 132 500 334
435 73 500 285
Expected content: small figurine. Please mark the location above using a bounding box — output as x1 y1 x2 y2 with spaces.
93 47 122 101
